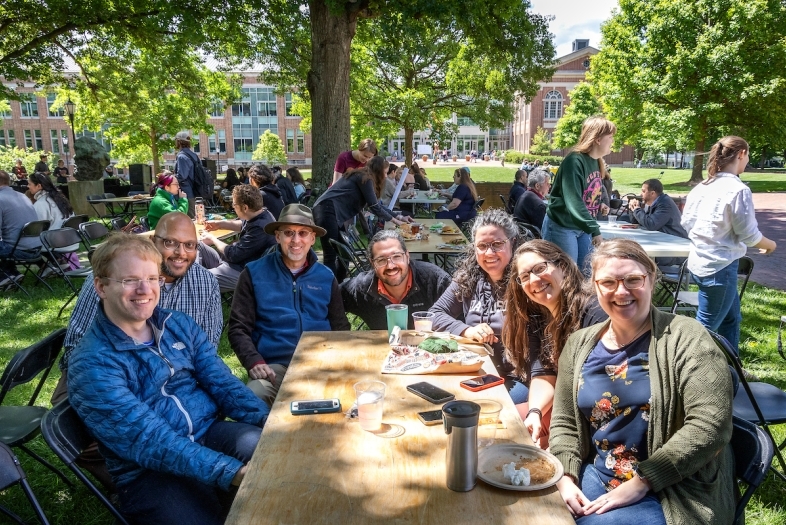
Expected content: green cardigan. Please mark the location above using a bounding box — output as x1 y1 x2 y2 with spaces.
147 188 189 229
550 307 735 525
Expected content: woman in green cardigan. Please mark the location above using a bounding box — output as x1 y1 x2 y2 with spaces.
550 239 734 525
147 171 188 229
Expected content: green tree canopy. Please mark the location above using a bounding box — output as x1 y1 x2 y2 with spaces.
552 83 602 150
252 130 287 165
530 127 553 156
591 0 786 182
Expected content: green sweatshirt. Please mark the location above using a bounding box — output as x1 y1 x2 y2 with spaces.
546 151 602 236
550 307 735 525
147 188 189 229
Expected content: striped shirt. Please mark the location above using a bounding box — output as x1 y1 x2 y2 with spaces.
60 263 222 371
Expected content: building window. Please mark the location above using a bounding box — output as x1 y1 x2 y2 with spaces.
8 130 16 147
50 130 60 153
544 90 563 120
457 116 476 126
232 90 252 116
285 93 293 116
47 93 63 117
34 130 43 150
20 94 38 118
0 130 5 147
286 129 294 152
297 130 305 153
0 105 10 118
208 130 226 154
209 99 225 117
24 130 33 148
193 138 200 153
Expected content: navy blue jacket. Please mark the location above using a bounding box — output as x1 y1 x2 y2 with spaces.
68 306 269 490
630 194 688 238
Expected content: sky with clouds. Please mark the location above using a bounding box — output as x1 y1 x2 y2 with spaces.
529 0 619 57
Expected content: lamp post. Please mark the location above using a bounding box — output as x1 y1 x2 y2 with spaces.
64 99 76 173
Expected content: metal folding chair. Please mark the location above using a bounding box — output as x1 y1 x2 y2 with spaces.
328 238 366 280
78 221 110 260
0 220 52 296
40 228 94 317
731 416 775 524
0 442 50 525
671 257 753 315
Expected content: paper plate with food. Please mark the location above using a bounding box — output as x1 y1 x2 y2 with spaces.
381 333 487 375
477 444 563 491
439 225 462 235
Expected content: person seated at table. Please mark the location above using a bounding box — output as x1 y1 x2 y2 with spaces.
68 234 269 525
507 169 527 214
341 229 451 330
248 164 285 219
222 168 241 191
228 204 351 405
438 166 466 198
430 209 527 404
147 171 188 229
273 165 298 205
313 156 412 283
287 167 307 200
627 178 688 267
435 168 477 229
27 172 74 230
11 159 28 180
550 239 734 524
200 184 276 292
410 162 430 190
380 163 398 207
513 168 551 230
502 240 606 447
54 159 69 184
332 138 378 184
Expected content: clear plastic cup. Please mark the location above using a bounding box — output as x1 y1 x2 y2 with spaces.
476 399 502 447
608 215 618 227
354 380 386 431
412 311 435 332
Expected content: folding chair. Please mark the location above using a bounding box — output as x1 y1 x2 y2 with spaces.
498 194 507 209
474 197 485 211
730 416 774 525
86 195 111 226
110 217 127 231
40 228 94 317
515 221 541 241
0 442 50 525
61 214 89 231
41 400 129 525
671 257 754 315
329 238 365 280
139 216 149 231
78 221 110 260
712 331 786 483
0 329 72 487
0 220 52 296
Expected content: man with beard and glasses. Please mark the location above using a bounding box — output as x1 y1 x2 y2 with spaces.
340 230 451 330
53 211 221 406
228 204 350 406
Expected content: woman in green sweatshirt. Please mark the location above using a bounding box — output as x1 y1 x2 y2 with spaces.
147 171 189 229
543 116 615 274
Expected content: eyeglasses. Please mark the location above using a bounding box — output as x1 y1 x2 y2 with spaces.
372 252 406 268
515 261 553 285
154 236 197 252
595 274 649 293
278 229 314 239
102 276 165 289
475 238 511 253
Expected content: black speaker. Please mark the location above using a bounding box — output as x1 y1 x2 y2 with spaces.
203 159 217 182
129 164 152 187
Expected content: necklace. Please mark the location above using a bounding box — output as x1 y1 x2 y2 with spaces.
604 322 651 349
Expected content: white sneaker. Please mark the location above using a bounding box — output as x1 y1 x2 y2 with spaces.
40 266 56 278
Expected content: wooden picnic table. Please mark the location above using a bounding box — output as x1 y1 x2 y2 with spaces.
383 218 469 270
599 221 691 258
226 330 573 525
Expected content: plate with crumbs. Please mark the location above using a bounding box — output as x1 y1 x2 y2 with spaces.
477 444 563 491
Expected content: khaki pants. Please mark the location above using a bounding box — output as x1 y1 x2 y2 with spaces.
247 364 287 407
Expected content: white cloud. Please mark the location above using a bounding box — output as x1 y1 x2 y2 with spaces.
529 0 618 57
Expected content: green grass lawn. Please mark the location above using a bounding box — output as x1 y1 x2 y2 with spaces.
1 212 785 522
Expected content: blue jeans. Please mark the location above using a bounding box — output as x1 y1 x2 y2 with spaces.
691 260 741 354
575 464 665 525
507 378 529 404
117 420 262 525
542 216 593 275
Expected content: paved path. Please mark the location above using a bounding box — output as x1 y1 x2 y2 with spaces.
748 193 786 291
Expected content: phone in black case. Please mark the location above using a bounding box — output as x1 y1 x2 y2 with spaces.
407 382 455 404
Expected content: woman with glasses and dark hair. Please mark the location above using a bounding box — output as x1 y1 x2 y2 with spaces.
429 209 526 404
148 171 189 229
27 172 74 229
550 239 734 525
503 240 606 447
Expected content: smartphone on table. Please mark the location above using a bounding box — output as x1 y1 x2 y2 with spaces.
459 374 504 392
290 398 342 415
407 382 455 404
417 409 444 426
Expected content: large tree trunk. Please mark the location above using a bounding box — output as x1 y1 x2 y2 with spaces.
758 145 768 169
404 127 414 168
307 1 358 192
689 136 706 184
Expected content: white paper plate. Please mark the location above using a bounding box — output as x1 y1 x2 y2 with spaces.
477 444 563 491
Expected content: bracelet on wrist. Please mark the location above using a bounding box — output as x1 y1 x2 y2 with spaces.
526 408 542 419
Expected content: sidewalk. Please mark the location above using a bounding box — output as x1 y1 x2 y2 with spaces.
748 193 786 291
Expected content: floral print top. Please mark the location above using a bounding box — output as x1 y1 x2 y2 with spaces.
577 331 652 490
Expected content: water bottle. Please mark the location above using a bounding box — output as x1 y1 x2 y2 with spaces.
195 197 205 225
443 400 480 491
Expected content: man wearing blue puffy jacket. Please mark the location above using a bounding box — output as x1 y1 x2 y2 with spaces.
68 234 269 525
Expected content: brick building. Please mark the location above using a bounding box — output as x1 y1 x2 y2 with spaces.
511 39 635 165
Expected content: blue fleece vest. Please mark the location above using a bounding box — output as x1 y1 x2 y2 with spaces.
246 252 334 365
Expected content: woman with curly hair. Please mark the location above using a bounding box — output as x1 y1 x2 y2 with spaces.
429 209 526 404
502 240 606 447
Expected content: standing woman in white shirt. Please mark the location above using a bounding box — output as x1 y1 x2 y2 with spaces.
681 136 776 351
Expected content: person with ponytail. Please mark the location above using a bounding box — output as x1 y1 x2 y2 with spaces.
27 172 74 229
681 136 776 351
148 171 188 229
